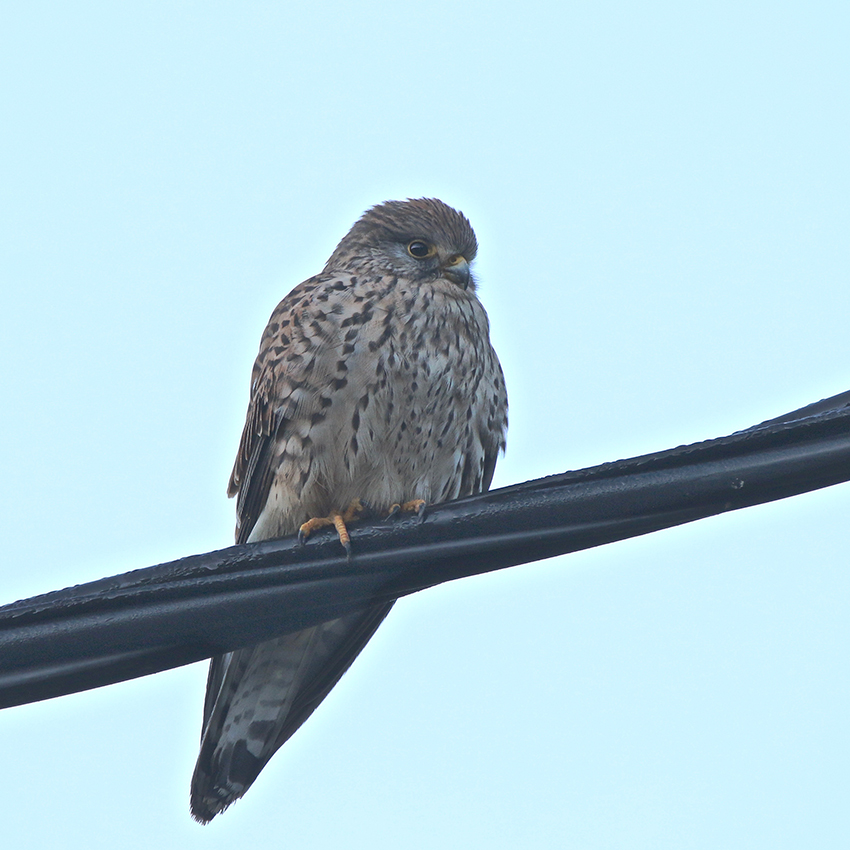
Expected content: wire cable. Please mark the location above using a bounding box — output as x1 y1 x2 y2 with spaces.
1 391 848 710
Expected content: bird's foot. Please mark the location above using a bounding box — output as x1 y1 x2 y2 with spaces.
298 499 368 556
386 499 427 523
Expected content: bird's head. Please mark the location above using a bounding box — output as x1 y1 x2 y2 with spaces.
324 197 479 291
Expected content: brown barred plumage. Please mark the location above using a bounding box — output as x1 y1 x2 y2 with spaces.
191 198 507 823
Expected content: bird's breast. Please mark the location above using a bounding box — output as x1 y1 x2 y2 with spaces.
311 285 497 509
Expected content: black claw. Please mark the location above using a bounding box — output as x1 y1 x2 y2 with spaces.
417 504 428 523
342 539 352 560
297 529 308 545
385 504 401 522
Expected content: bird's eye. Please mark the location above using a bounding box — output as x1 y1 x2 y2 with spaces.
407 240 434 259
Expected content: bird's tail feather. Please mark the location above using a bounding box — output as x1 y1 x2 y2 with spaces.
190 601 394 823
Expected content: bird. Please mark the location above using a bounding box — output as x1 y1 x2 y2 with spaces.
190 198 508 823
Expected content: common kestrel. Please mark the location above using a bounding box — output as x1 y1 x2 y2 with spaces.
190 198 508 822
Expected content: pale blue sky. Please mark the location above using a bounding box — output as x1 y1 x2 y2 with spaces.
2 2 849 847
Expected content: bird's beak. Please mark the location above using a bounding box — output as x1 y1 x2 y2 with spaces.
442 254 471 289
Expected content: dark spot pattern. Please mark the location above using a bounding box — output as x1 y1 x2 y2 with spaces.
195 198 508 826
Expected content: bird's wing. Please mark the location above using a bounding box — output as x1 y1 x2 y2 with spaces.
192 274 393 823
192 271 508 823
227 275 337 545
460 357 508 495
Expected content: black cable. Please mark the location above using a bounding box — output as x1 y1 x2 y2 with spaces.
1 391 849 710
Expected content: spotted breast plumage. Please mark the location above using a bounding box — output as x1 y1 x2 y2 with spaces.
190 198 508 823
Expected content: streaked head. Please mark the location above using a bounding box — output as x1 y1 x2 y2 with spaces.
325 198 479 290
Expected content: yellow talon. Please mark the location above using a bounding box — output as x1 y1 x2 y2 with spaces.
387 499 427 518
298 499 368 553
